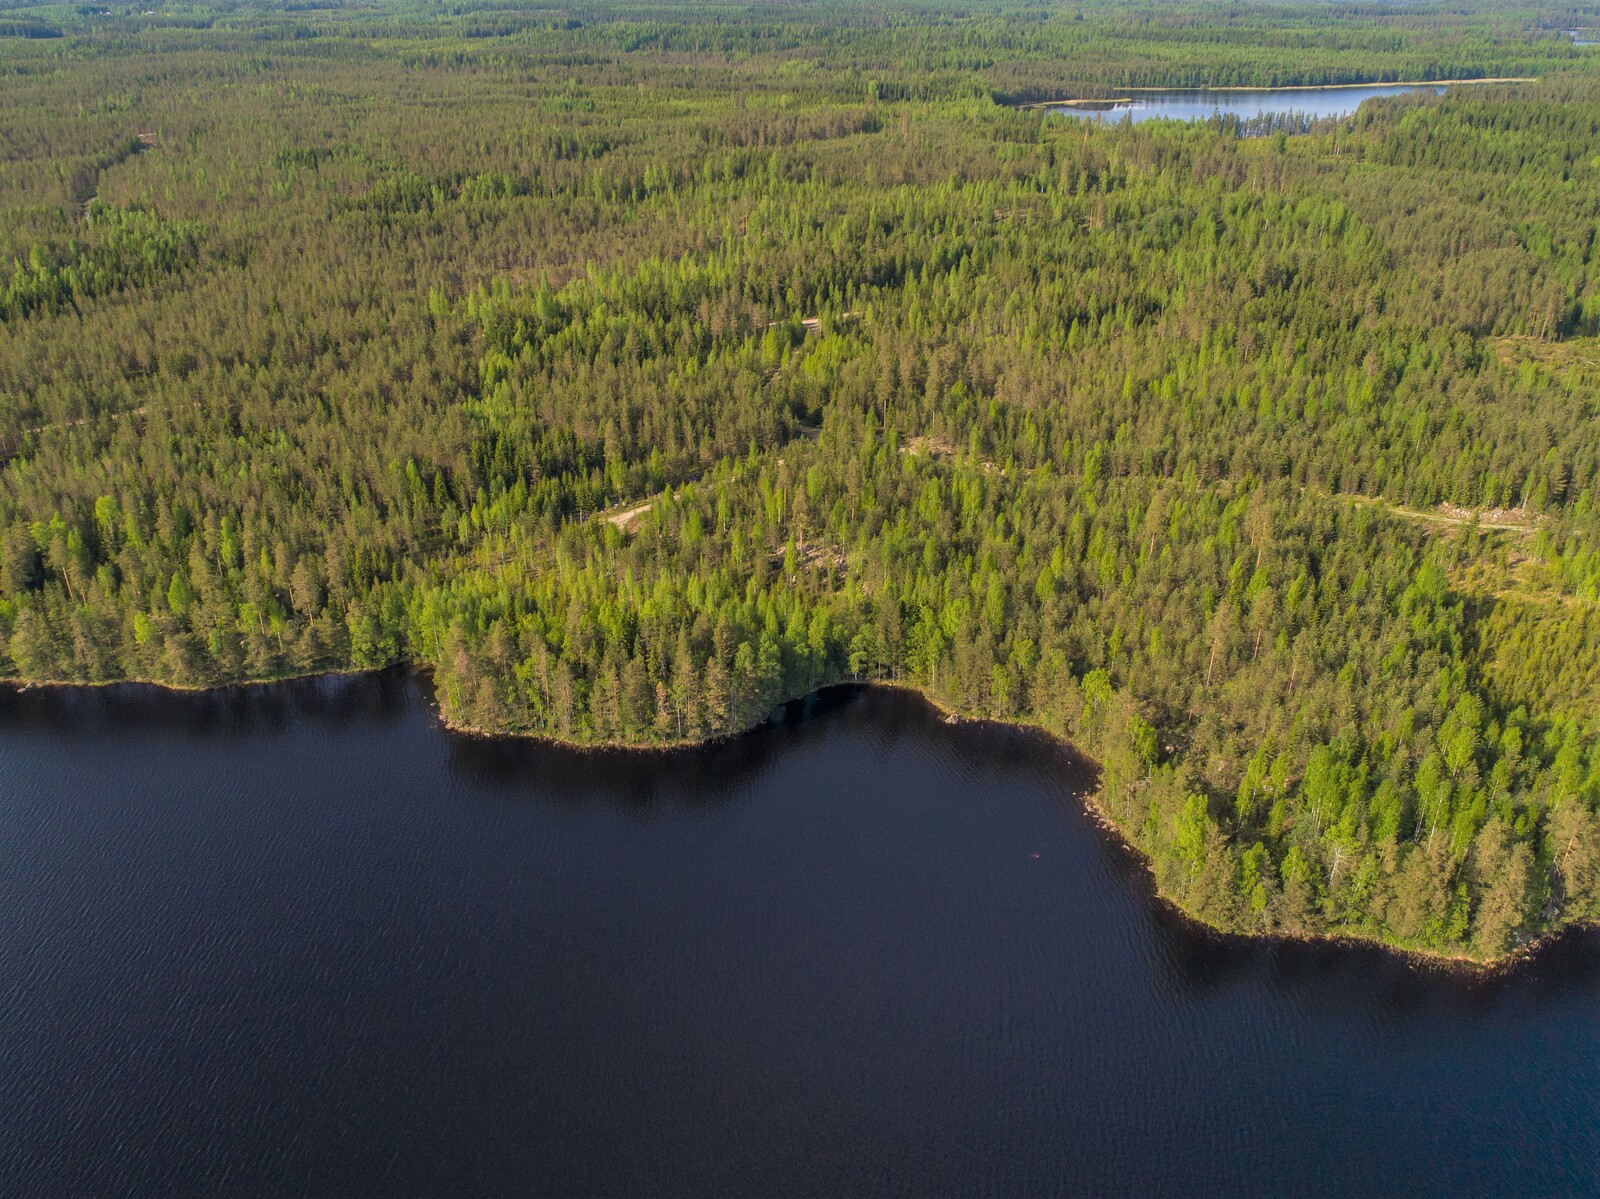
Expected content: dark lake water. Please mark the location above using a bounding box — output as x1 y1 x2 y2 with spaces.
1052 83 1445 125
2 673 1597 1198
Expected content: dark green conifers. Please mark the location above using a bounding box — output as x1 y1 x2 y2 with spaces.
0 0 1598 961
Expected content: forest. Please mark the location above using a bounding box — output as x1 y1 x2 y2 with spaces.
2 0 1599 962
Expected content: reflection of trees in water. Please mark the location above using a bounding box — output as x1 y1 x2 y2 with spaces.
442 698 787 809
0 669 1095 810
445 682 1098 811
1141 865 1600 1011
0 666 414 740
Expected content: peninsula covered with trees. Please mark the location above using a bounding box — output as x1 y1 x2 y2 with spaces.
2 0 1599 962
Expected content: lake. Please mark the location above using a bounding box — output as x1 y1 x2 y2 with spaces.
1051 83 1445 125
1 673 1597 1197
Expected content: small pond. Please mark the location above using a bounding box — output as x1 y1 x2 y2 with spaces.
1051 83 1446 125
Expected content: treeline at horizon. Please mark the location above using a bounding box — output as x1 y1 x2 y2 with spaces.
1 0 1599 961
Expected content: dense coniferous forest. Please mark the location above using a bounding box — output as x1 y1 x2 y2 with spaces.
3 0 1600 961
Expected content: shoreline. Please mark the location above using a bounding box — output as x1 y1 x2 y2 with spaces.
1 664 1588 975
1012 76 1536 109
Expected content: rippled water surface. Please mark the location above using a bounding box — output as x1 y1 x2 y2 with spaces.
1 674 1597 1197
1052 83 1445 125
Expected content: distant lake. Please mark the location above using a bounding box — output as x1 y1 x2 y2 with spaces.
2 674 1598 1197
1052 83 1446 125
